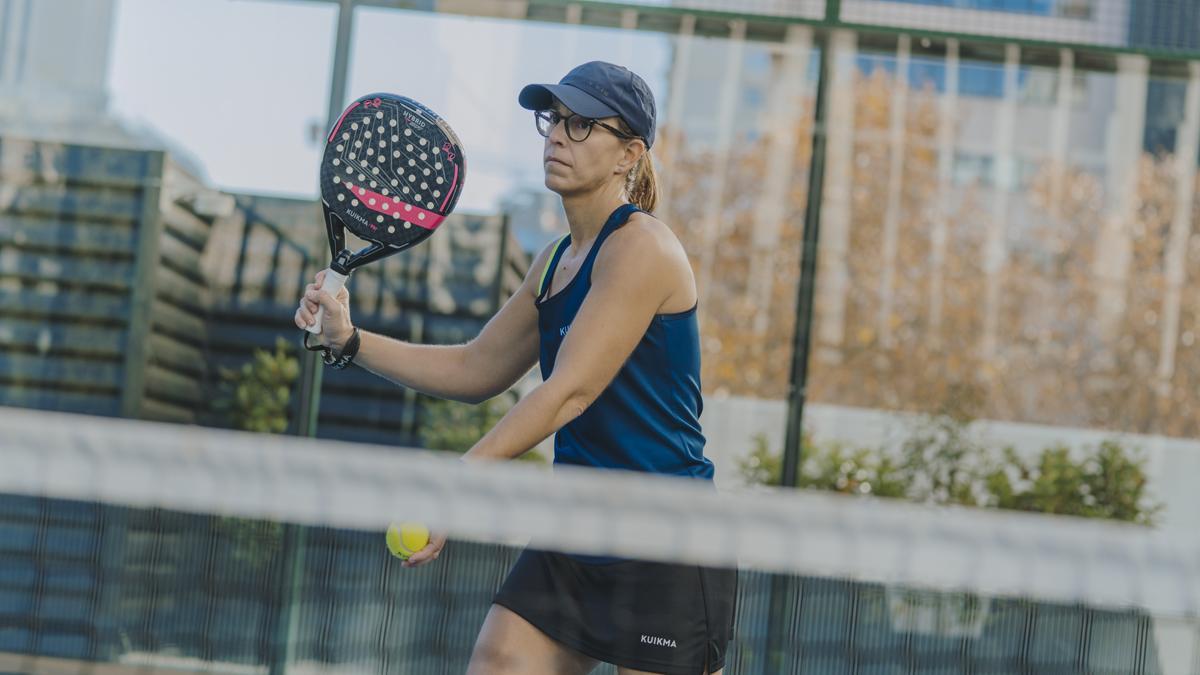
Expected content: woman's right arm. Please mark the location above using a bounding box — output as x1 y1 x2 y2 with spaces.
296 240 558 404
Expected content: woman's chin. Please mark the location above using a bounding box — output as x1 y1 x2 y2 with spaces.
543 175 570 195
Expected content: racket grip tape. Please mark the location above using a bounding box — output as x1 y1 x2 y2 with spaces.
306 268 349 335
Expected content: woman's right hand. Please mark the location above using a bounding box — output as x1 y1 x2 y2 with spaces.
294 269 355 352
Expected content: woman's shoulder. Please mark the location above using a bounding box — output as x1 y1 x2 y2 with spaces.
601 210 693 281
612 210 688 262
595 208 700 309
601 210 696 311
625 209 666 232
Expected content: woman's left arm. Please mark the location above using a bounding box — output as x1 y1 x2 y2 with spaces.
462 223 677 462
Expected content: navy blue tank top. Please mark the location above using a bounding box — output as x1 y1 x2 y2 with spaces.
536 203 713 480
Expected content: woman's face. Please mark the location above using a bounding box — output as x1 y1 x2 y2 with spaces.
541 99 640 198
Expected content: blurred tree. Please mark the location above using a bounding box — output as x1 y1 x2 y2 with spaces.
657 85 813 399
661 63 1200 439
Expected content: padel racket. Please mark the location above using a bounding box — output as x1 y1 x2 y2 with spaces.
304 93 466 342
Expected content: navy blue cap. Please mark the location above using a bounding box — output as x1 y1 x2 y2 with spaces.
519 61 657 148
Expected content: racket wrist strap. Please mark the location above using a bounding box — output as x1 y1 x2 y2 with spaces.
326 326 361 370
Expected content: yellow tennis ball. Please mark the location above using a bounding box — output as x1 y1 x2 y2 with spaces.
385 522 430 560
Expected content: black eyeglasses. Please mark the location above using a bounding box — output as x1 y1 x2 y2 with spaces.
535 109 638 143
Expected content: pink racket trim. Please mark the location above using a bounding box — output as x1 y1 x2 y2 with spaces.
439 164 459 212
343 181 444 231
328 101 361 143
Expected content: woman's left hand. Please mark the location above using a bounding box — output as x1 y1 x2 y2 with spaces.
403 531 448 568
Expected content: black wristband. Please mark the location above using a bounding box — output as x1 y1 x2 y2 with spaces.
326 326 361 370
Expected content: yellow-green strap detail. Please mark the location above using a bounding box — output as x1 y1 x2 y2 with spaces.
538 235 570 296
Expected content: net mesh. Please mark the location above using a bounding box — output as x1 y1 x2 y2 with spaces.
2 406 1198 674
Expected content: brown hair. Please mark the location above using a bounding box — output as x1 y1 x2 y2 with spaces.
616 119 659 213
625 152 659 214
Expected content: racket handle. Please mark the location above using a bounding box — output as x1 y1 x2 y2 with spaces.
306 268 349 335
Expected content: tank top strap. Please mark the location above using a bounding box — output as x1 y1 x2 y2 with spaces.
580 203 642 280
537 234 571 302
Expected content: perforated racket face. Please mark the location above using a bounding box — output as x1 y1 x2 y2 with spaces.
320 93 466 249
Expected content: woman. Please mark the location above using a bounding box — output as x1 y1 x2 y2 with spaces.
295 61 735 675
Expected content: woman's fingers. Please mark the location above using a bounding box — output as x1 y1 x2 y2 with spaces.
297 282 322 322
306 289 336 316
303 289 322 312
299 291 318 313
310 272 349 303
402 533 447 568
305 288 348 308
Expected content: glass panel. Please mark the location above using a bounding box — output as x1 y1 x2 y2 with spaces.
805 36 1195 545
108 0 336 197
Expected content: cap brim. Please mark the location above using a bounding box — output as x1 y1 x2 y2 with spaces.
518 83 619 119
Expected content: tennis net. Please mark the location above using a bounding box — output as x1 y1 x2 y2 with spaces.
1 405 1198 674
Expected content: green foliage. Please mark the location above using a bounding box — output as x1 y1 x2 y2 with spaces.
214 337 300 434
738 433 907 497
737 434 785 486
983 441 1161 525
801 441 908 498
897 408 992 507
739 413 1160 526
420 393 547 463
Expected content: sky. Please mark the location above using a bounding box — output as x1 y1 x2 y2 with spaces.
106 0 672 213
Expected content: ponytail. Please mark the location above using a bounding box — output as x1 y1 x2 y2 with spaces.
625 150 659 214
615 117 660 214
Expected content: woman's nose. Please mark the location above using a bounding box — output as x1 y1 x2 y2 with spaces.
548 118 570 144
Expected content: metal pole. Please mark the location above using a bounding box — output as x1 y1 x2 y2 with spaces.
325 0 356 179
492 215 511 313
121 152 166 420
295 0 356 441
781 2 837 490
764 2 838 670
272 4 356 674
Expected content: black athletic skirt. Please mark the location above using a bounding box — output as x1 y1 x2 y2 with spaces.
493 548 737 674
